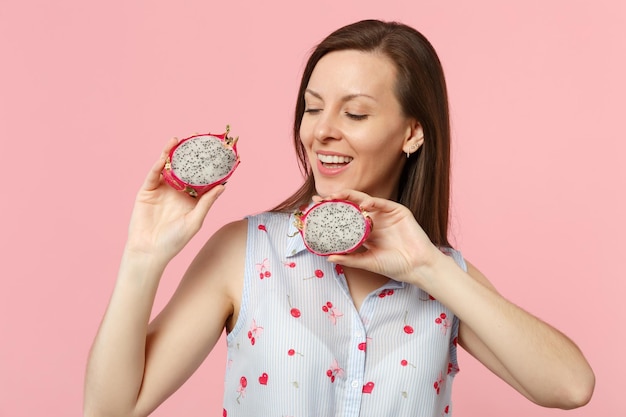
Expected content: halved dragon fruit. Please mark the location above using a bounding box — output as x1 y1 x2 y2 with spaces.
295 199 373 256
162 125 240 197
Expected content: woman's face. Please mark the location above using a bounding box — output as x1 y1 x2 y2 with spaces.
300 49 422 199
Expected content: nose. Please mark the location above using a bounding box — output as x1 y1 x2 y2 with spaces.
314 111 342 142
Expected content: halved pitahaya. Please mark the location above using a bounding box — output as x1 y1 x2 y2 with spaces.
295 199 373 256
162 125 240 197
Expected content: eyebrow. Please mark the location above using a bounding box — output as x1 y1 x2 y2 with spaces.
304 89 377 103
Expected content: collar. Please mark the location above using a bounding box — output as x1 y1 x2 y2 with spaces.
285 208 308 258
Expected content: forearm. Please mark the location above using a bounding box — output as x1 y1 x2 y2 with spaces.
419 253 594 408
84 249 168 417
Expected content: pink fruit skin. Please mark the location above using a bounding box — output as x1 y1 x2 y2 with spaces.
299 199 373 256
162 130 240 198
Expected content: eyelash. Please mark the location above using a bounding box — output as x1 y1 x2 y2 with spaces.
303 109 368 121
346 112 368 121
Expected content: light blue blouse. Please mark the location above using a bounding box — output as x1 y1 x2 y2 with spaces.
223 210 464 417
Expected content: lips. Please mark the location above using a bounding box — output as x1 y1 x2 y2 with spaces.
315 152 352 176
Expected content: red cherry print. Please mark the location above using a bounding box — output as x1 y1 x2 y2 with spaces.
322 301 343 325
283 261 296 268
452 337 458 346
248 319 263 345
447 362 459 375
236 376 248 404
335 264 344 275
444 405 450 414
433 372 444 395
256 258 270 280
326 359 344 383
288 348 303 357
401 359 416 368
223 409 227 417
358 342 366 351
304 269 325 280
403 311 414 334
362 381 375 394
258 224 267 232
378 292 386 298
435 312 451 334
287 296 301 318
258 372 268 385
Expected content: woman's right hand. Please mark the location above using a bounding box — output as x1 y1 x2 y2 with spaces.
125 138 225 263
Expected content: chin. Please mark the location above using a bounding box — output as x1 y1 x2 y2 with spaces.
313 181 350 198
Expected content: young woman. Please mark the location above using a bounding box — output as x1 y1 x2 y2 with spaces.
84 19 594 417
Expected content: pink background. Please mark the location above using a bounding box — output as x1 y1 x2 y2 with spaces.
1 1 624 416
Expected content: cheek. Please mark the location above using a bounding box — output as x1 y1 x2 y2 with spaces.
299 121 312 145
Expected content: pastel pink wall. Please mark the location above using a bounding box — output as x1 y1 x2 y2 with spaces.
1 1 623 416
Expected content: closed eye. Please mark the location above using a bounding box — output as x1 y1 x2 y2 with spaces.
304 108 322 114
346 112 368 120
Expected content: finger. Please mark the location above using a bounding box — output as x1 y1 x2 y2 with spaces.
324 190 393 214
324 189 367 201
187 184 226 226
142 137 179 191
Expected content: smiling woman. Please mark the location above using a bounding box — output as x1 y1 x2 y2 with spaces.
84 19 594 417
298 50 422 200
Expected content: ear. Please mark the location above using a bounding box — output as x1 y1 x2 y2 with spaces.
402 120 425 155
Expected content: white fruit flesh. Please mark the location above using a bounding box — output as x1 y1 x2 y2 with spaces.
171 135 237 185
303 202 367 255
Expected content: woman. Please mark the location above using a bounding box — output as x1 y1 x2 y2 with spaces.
84 19 594 417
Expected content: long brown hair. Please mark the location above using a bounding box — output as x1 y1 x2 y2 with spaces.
273 19 452 247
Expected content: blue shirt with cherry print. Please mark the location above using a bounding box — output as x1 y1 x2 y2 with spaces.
222 209 463 417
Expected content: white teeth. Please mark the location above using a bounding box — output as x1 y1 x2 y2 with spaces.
317 154 353 164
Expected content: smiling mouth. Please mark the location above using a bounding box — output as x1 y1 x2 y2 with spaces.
317 153 353 168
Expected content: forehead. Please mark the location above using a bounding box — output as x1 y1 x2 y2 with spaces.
307 50 398 98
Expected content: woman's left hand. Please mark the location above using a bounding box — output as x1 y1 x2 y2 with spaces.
319 189 442 286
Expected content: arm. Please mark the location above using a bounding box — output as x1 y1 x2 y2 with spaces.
323 189 595 410
84 140 246 417
429 256 595 409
